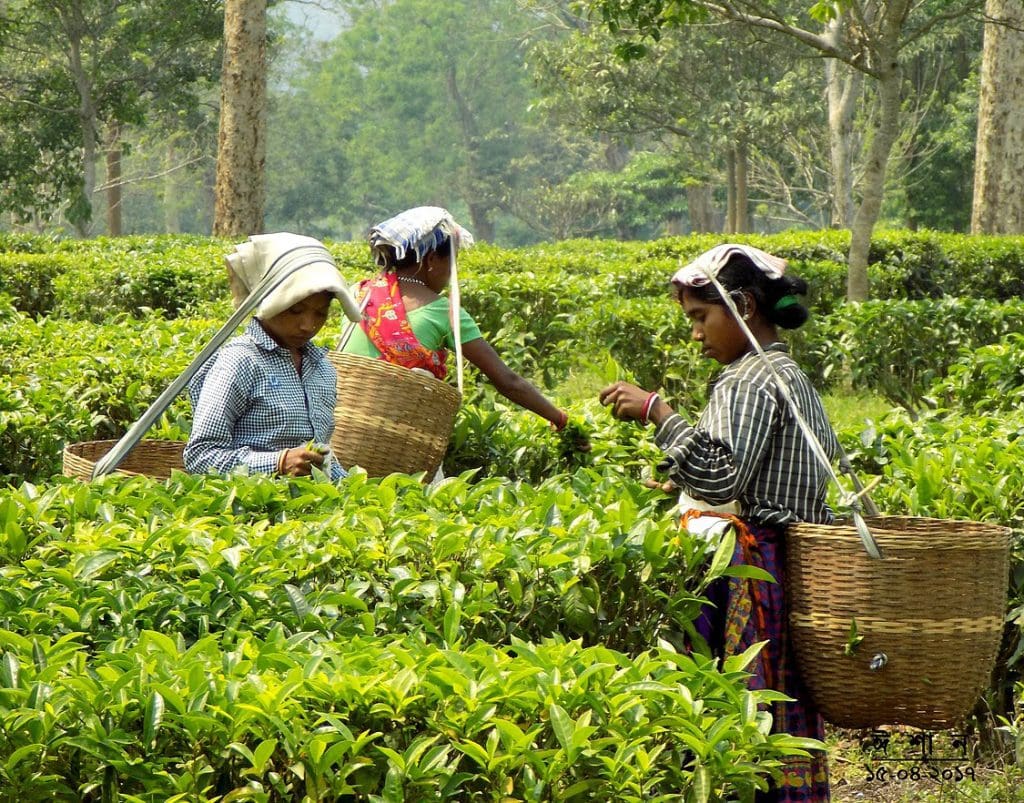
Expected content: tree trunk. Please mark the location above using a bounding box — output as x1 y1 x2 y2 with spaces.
825 53 862 229
106 122 122 236
213 0 267 238
972 0 1024 234
726 148 737 234
62 6 96 236
466 202 494 242
847 51 903 301
687 183 715 233
735 141 749 233
164 138 181 233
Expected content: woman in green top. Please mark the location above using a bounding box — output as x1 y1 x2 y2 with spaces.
343 206 572 431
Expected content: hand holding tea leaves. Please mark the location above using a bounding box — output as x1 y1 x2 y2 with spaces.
278 442 328 476
557 417 592 454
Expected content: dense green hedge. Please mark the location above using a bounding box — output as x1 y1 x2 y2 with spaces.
3 232 1024 798
0 470 814 800
4 231 1024 320
5 294 1024 485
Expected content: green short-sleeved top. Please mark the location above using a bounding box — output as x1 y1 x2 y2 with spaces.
343 296 483 358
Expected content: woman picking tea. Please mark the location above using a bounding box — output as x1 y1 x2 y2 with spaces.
599 244 837 802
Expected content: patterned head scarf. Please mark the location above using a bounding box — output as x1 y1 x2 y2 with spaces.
671 244 788 289
368 206 474 268
224 232 361 322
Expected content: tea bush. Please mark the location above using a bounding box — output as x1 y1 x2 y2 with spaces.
926 333 1024 414
4 230 1024 799
5 230 1024 319
0 253 71 318
0 470 818 800
0 311 214 484
794 298 1024 410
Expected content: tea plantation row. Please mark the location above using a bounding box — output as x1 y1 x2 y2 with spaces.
2 232 1024 801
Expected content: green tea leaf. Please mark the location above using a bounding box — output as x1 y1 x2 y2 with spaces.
0 652 19 688
143 691 164 749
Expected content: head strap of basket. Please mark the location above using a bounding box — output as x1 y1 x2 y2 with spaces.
225 232 362 323
368 207 474 395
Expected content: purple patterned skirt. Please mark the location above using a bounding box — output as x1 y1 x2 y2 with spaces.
695 519 830 803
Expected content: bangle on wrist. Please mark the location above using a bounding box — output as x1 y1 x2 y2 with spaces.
276 449 288 476
552 410 568 432
640 392 660 426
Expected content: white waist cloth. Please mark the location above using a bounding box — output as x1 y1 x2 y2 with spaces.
678 489 739 549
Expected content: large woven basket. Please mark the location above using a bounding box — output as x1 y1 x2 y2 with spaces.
326 352 461 478
63 439 186 481
786 516 1011 730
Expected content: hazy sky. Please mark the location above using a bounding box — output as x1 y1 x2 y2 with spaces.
278 1 348 40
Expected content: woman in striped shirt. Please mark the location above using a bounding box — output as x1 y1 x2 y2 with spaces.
600 244 836 803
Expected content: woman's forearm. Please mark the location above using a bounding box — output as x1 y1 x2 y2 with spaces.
493 372 562 423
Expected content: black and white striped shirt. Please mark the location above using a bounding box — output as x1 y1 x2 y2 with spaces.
654 343 839 527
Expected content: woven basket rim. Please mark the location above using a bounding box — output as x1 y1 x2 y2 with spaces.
790 514 1011 536
63 438 187 481
327 350 462 403
64 438 187 451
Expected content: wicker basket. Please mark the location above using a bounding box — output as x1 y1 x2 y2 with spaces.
63 439 186 481
786 516 1011 730
326 352 461 478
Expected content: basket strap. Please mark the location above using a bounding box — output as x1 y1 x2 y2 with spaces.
91 255 322 478
335 287 373 351
449 247 464 397
839 447 881 516
702 269 884 560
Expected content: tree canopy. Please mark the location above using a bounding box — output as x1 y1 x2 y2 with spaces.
0 0 222 230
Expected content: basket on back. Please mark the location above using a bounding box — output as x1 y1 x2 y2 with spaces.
326 351 460 478
63 439 186 481
787 515 1011 730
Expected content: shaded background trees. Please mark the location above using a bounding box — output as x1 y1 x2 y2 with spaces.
0 0 222 234
1 0 1022 294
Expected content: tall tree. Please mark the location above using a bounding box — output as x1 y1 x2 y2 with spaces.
972 0 1024 234
530 15 832 233
583 0 983 300
267 0 584 243
214 0 267 237
823 15 863 229
0 0 222 234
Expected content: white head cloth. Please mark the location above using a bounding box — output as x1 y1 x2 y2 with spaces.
368 206 474 267
672 243 788 289
224 232 361 322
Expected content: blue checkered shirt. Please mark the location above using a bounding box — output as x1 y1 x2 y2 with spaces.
185 318 345 480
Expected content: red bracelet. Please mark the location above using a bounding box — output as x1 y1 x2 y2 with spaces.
553 410 569 431
640 392 660 426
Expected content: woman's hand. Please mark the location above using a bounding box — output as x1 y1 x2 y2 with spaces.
644 476 677 494
599 382 673 426
598 381 651 422
555 416 592 453
277 446 326 476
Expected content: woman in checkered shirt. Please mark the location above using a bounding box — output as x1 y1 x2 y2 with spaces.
185 233 359 480
600 244 837 803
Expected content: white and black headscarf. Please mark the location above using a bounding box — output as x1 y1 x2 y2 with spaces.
224 232 361 322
